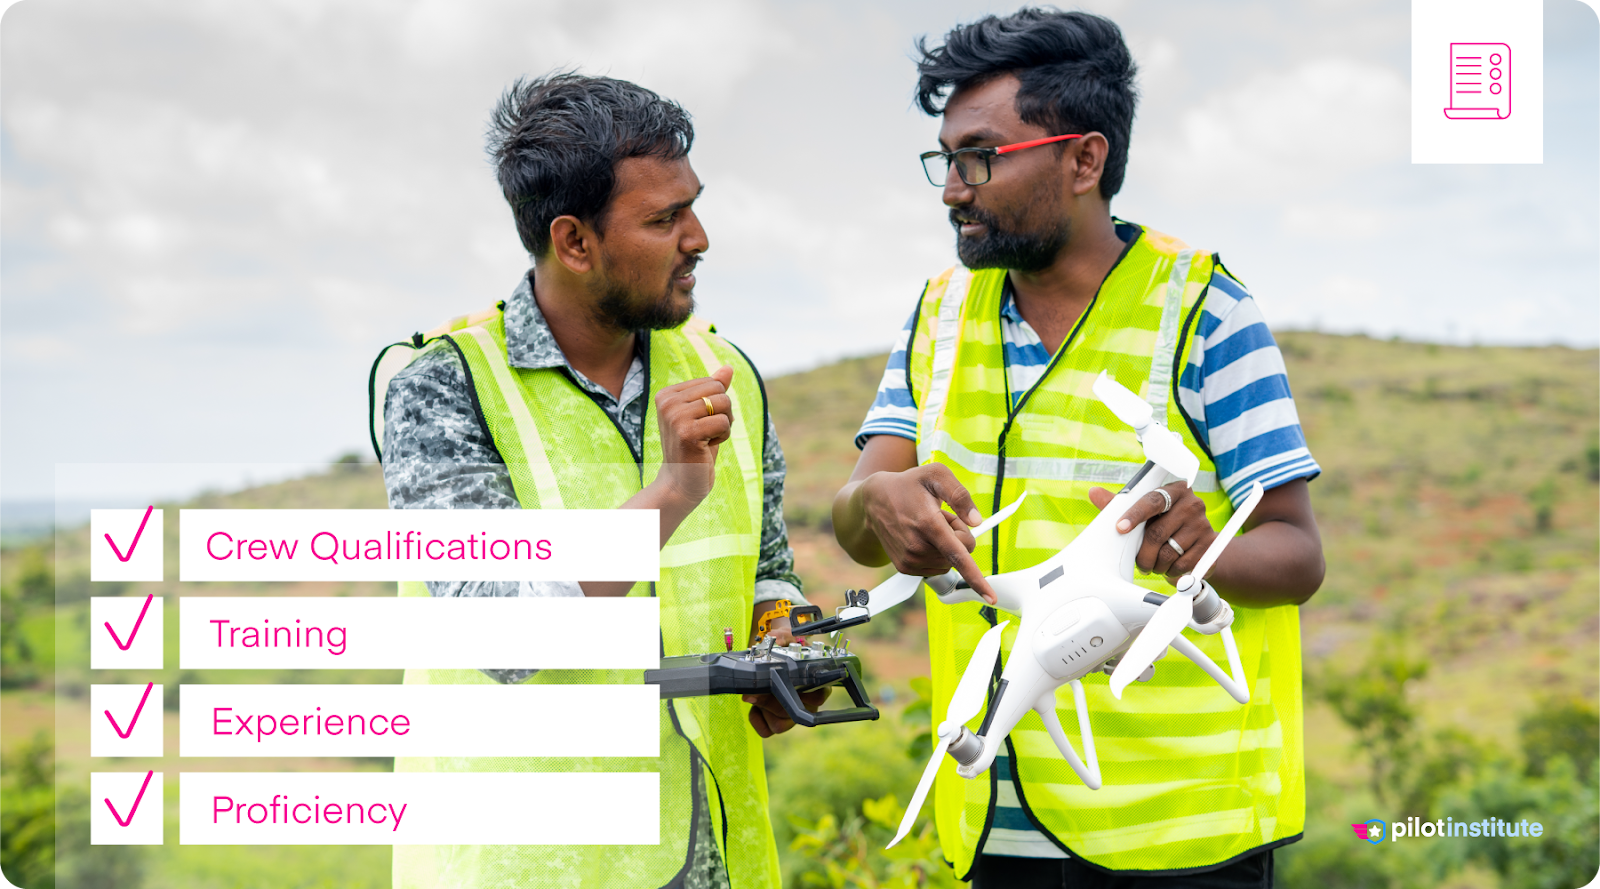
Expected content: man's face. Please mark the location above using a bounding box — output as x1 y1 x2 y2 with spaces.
589 155 708 330
937 75 1073 272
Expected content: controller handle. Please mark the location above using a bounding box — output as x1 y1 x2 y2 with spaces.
766 659 881 727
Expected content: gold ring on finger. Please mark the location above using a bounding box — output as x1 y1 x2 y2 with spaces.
702 396 716 417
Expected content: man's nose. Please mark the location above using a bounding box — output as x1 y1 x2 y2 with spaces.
942 170 975 208
682 208 709 255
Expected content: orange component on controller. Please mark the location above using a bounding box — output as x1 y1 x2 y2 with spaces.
755 599 824 642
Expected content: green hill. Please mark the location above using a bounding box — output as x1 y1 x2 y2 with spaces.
3 333 1596 889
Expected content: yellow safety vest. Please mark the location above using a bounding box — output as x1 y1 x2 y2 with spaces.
911 225 1304 875
374 304 781 888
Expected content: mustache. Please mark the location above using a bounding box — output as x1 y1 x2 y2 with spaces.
673 254 703 278
949 206 1000 231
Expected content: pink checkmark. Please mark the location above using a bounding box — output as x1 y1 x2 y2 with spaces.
105 594 155 651
104 770 155 828
105 505 154 563
105 682 156 740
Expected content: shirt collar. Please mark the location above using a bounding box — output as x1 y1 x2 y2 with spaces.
998 279 1024 323
501 272 648 409
503 273 571 371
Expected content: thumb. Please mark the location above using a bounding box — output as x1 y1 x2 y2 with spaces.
1088 487 1115 511
711 364 735 389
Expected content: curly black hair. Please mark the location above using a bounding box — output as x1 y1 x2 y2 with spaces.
487 72 694 257
915 8 1138 198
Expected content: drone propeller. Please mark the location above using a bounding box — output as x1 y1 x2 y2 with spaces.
1092 371 1200 487
1107 481 1265 699
865 493 1029 617
888 620 1009 848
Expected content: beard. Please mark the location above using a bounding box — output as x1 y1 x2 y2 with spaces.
590 258 698 331
951 195 1070 273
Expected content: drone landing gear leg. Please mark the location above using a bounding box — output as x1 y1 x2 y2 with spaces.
1169 627 1250 704
1035 680 1102 790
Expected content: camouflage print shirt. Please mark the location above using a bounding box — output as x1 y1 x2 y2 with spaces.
381 273 807 665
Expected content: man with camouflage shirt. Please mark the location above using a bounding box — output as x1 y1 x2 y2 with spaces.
376 73 809 889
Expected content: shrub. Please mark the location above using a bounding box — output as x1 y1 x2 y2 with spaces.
1430 757 1599 889
1 732 146 889
1 733 56 888
1520 696 1599 784
0 592 39 689
1317 639 1429 804
766 706 943 887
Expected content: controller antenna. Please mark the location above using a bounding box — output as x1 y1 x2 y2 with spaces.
723 628 734 652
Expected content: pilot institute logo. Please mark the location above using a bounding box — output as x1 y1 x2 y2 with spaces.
1352 819 1386 844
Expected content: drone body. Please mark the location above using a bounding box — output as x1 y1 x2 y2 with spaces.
883 372 1263 847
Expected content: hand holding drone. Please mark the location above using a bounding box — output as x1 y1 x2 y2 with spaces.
877 371 1266 848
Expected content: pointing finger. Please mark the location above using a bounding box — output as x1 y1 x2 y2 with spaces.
941 535 997 605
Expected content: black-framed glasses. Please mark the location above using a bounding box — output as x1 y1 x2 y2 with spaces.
920 133 1084 187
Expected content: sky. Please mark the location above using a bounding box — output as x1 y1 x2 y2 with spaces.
2 0 1597 504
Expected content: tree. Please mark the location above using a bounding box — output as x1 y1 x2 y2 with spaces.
1520 696 1600 784
1318 638 1429 805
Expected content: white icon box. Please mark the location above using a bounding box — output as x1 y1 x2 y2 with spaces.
91 508 164 582
91 684 165 758
1410 0 1542 164
91 771 164 845
90 596 164 670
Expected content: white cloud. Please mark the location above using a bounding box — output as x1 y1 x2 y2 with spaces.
1281 203 1390 240
1132 36 1181 90
1138 57 1409 199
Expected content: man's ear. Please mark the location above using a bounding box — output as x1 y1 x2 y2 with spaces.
1069 132 1110 198
548 215 599 274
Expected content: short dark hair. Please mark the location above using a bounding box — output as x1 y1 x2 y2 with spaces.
915 8 1138 199
487 72 694 257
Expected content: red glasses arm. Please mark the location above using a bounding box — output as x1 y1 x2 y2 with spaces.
994 133 1083 155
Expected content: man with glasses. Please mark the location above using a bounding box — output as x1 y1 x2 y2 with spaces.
832 9 1324 888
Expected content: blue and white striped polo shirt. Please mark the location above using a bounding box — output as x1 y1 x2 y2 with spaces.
855 261 1320 858
855 266 1321 503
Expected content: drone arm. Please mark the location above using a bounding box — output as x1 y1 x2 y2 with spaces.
1169 628 1250 704
1222 626 1246 689
1035 682 1101 790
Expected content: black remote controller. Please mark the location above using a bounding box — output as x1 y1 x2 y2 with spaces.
646 643 879 727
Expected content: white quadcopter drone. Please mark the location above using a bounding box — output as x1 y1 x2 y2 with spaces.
850 371 1265 849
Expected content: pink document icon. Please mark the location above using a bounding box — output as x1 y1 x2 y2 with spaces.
1444 43 1511 119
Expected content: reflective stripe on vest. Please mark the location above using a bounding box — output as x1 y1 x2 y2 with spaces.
910 226 1304 875
380 309 779 889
